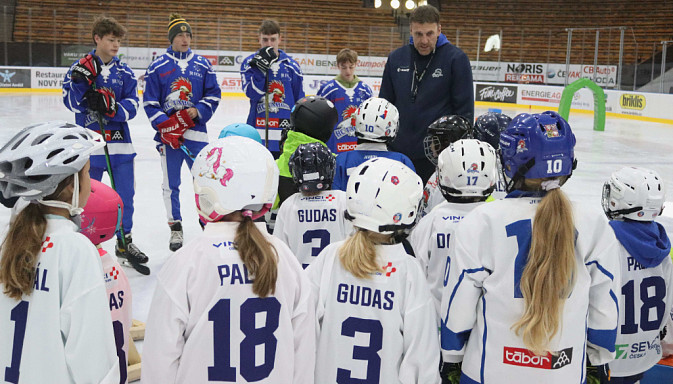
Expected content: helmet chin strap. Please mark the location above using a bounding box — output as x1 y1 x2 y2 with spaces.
37 173 83 217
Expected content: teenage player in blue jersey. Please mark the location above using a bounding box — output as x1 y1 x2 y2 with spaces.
602 167 673 384
241 19 305 156
307 157 440 383
441 111 620 384
62 16 146 265
317 48 373 154
143 13 221 251
332 98 415 191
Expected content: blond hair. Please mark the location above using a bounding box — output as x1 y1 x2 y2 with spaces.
0 175 75 300
338 229 385 278
512 185 576 355
235 217 278 297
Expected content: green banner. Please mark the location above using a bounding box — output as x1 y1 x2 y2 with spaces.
60 45 92 67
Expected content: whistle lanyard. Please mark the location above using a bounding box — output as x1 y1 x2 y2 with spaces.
410 50 435 103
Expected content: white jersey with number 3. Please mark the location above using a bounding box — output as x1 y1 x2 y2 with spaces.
307 240 441 384
441 196 620 384
141 221 315 384
0 217 119 384
273 190 351 268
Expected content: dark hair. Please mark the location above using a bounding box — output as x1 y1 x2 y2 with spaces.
259 20 281 35
92 16 126 44
409 5 440 25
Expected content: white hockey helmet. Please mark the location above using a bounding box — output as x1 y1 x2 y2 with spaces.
192 136 279 222
0 121 104 200
602 166 666 221
345 157 422 234
354 97 399 142
437 139 497 198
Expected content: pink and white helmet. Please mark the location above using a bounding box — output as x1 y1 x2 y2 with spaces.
80 179 123 245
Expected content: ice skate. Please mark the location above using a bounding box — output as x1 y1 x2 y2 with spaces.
169 221 183 251
116 234 150 275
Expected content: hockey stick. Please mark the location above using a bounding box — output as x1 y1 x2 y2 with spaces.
93 111 150 275
263 67 270 149
180 144 195 159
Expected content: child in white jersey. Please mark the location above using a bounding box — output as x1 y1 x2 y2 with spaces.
0 121 119 383
307 157 440 383
80 179 135 384
142 136 315 384
410 139 497 317
441 111 620 384
601 167 673 384
274 142 351 268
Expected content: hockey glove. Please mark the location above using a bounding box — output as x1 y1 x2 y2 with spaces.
70 54 101 86
157 110 194 149
85 88 117 118
250 46 278 73
440 362 462 384
586 363 610 384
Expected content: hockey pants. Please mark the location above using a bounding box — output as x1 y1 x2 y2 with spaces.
158 141 206 222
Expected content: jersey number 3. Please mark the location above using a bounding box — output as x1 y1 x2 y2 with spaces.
336 317 383 384
208 297 281 382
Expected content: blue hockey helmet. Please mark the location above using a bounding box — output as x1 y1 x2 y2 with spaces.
218 123 263 144
288 142 336 192
499 111 576 181
474 112 512 149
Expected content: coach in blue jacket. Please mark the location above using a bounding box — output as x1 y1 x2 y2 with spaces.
379 5 474 183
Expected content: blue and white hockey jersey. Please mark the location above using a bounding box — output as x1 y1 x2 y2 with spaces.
441 194 621 384
273 190 352 268
143 47 220 150
317 78 372 154
332 142 416 191
409 200 485 318
608 220 673 378
241 49 304 153
63 50 138 169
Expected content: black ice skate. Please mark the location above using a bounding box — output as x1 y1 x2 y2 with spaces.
116 234 150 275
169 221 183 252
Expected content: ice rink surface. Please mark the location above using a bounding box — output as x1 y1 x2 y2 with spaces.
1 93 673 366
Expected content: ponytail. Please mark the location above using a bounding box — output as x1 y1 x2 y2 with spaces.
338 229 381 278
0 203 48 300
1 174 76 300
235 217 278 297
512 187 576 355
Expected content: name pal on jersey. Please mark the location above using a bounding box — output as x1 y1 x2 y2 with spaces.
218 263 253 286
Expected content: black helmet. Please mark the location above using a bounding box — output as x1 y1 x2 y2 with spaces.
289 142 336 192
290 96 338 143
474 112 512 149
423 115 472 165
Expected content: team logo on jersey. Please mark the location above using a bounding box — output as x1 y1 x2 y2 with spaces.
503 347 573 369
326 194 335 201
382 262 397 276
391 175 399 185
467 163 479 173
393 212 402 223
41 237 54 252
257 81 291 114
516 139 527 153
199 147 234 187
168 77 193 101
343 105 358 120
165 77 194 112
432 68 443 78
543 123 560 138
